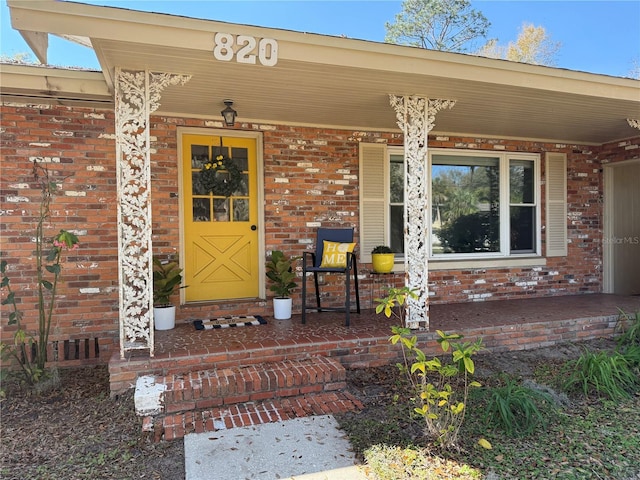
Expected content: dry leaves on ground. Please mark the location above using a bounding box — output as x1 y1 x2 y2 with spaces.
1 366 184 480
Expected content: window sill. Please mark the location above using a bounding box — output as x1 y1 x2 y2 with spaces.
430 256 546 270
387 256 547 272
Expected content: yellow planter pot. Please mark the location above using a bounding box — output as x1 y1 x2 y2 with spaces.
372 253 395 273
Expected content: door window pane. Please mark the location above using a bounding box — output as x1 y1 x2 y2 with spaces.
231 147 249 171
191 145 208 169
192 172 208 195
193 198 210 222
233 199 250 221
214 198 230 222
236 172 249 196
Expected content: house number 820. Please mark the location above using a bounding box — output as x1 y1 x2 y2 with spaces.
213 33 278 67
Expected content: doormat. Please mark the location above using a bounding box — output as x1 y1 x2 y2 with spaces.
193 315 266 330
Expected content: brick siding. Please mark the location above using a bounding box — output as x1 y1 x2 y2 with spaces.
1 102 638 364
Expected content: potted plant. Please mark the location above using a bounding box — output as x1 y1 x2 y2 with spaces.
265 250 300 320
371 245 395 273
152 256 187 330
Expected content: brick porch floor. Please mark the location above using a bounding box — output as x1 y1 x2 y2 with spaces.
110 293 639 394
113 293 639 440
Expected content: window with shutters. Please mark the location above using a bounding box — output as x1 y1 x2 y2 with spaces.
360 144 551 264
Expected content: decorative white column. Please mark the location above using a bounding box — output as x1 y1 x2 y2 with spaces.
389 95 456 330
115 68 191 358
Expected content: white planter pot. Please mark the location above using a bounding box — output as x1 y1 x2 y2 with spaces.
153 305 176 330
273 297 292 320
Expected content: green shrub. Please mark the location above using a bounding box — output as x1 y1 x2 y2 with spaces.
562 350 639 400
380 287 485 449
622 344 640 370
616 308 640 347
481 377 555 436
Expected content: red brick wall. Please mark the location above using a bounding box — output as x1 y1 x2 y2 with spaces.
0 104 119 364
2 101 638 365
597 138 640 165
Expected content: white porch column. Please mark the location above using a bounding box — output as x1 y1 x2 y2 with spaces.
389 95 456 330
115 68 190 358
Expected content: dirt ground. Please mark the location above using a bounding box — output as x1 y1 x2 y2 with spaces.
0 337 621 480
0 366 185 480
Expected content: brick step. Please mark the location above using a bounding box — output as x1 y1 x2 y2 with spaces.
134 356 355 441
142 390 364 441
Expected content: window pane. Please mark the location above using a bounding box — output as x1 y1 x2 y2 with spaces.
233 199 250 221
193 198 210 222
192 172 208 195
236 172 249 196
214 198 229 222
231 147 249 171
191 145 209 169
510 159 535 204
510 206 535 252
390 155 404 203
390 205 404 253
432 155 500 254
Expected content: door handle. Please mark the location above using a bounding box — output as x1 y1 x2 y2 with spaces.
251 225 257 231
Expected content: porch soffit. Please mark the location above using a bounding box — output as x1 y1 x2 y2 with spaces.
6 0 640 145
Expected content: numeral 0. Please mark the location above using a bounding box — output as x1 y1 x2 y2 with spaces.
213 33 278 67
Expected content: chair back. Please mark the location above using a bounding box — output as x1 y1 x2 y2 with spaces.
314 228 354 268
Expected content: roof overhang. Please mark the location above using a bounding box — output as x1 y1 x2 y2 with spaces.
0 63 112 107
5 0 640 145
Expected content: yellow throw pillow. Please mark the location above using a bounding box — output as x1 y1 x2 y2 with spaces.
320 241 356 268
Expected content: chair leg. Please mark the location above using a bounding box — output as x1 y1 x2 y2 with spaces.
345 266 350 327
301 267 307 324
314 272 322 311
353 257 360 314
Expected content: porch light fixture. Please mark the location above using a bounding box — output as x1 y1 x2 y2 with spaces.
221 99 237 126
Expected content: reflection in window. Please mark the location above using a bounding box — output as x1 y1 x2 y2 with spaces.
385 150 539 258
231 147 249 171
191 145 208 169
510 160 535 253
192 172 209 195
193 198 210 222
510 206 535 251
432 155 500 254
389 154 404 253
214 198 229 222
233 199 250 221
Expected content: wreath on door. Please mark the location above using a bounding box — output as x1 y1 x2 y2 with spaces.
198 139 244 198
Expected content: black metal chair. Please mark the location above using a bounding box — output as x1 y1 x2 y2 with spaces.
301 228 360 326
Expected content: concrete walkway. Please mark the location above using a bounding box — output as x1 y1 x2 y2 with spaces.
184 415 368 480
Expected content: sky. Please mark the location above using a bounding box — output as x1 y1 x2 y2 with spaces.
1 0 639 78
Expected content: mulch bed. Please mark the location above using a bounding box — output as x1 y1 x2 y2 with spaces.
1 366 184 480
0 337 628 479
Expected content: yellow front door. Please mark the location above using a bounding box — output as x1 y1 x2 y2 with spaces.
182 134 259 302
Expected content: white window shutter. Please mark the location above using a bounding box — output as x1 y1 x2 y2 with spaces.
545 152 567 257
359 143 387 264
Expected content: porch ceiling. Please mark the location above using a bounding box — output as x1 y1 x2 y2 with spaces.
7 0 640 145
